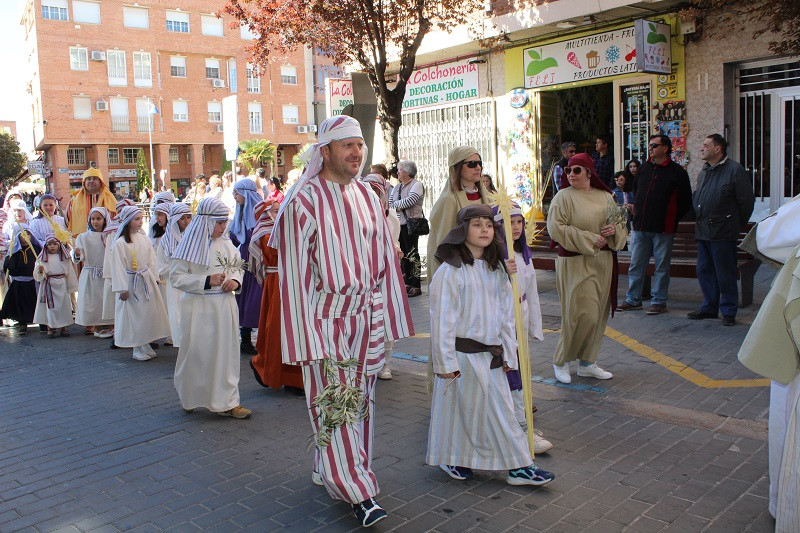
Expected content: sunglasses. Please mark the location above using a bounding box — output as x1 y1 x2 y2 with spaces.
649 143 664 149
463 160 483 169
564 166 585 175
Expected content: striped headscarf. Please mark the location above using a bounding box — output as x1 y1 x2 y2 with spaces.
229 178 261 244
86 206 110 232
268 115 366 247
248 199 278 284
151 190 175 216
39 233 68 262
362 173 389 211
148 202 172 245
114 206 142 242
171 197 230 267
103 199 136 240
159 202 191 259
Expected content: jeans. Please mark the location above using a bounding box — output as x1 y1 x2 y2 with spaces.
398 224 421 289
625 231 675 306
696 239 739 317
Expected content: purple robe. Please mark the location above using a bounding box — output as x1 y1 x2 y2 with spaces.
231 228 262 329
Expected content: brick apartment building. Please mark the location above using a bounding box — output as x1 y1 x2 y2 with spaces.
22 0 316 203
0 121 18 139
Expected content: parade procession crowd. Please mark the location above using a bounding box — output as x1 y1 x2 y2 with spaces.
1 115 798 530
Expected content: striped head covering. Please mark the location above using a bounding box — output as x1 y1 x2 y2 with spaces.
103 198 136 237
151 190 175 217
248 199 278 284
362 173 389 211
172 197 230 267
229 178 262 244
269 115 366 247
39 233 68 262
159 202 191 259
0 206 7 229
114 206 142 242
148 202 172 244
86 206 110 232
492 202 532 265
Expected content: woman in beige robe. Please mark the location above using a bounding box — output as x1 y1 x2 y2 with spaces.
547 153 627 384
427 146 487 284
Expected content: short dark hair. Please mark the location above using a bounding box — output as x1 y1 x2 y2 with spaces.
270 176 282 191
706 134 728 156
596 134 611 147
649 134 672 155
256 168 266 178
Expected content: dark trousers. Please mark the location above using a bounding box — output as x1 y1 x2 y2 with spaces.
696 239 739 317
398 224 421 289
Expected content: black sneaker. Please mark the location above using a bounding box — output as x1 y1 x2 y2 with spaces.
687 310 718 320
507 465 555 486
722 316 736 326
352 497 387 527
439 464 474 480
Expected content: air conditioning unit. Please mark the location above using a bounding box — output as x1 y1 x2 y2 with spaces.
296 125 308 134
96 100 108 111
308 124 318 133
216 124 223 132
90 51 106 61
88 160 96 168
212 79 225 88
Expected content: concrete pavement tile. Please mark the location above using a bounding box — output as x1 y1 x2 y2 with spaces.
583 517 626 532
553 486 602 510
630 479 679 504
642 495 693 523
685 493 731 520
560 501 613 528
745 507 776 532
606 499 653 525
436 507 491 533
189 502 248 529
394 510 449 532
625 515 669 532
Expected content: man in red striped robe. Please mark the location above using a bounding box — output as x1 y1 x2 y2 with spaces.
272 116 414 528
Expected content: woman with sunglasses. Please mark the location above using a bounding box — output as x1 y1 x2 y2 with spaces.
546 153 628 384
427 146 487 283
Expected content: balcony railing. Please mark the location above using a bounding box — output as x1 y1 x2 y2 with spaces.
137 116 153 133
111 116 131 133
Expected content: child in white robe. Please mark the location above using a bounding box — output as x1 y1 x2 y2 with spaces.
33 234 78 337
29 194 67 246
148 202 172 343
100 199 135 341
110 206 170 361
427 204 554 486
170 198 250 419
157 202 191 348
73 207 113 335
493 203 553 454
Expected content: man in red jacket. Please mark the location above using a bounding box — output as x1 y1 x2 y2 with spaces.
618 134 693 315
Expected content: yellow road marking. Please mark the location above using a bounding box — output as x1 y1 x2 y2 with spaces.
409 327 769 388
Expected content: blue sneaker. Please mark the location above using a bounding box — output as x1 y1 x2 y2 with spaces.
352 497 387 527
507 465 555 486
439 464 475 480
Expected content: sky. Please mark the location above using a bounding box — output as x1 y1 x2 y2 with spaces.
0 0 33 154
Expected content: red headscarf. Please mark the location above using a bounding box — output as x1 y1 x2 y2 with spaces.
563 153 612 194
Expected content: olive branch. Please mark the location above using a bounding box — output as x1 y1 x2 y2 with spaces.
308 357 370 449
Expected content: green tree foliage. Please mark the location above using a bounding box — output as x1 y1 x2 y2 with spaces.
136 148 149 194
237 139 276 174
0 133 28 189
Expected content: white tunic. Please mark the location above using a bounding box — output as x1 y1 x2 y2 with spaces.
33 254 78 329
73 231 113 326
770 375 800 532
151 235 169 310
516 251 544 342
111 231 170 347
426 260 532 470
101 233 116 321
156 244 183 347
170 237 243 412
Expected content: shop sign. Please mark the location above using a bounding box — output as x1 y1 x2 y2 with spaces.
635 19 672 74
109 168 137 178
27 161 44 174
68 169 86 180
58 167 69 173
326 58 480 117
509 88 529 108
523 27 637 88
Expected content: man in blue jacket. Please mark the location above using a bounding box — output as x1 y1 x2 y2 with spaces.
688 134 755 326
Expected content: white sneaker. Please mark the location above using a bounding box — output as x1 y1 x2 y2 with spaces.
553 363 571 384
145 344 157 358
576 363 613 380
533 430 553 454
95 329 114 338
377 367 392 380
311 470 323 486
132 346 152 361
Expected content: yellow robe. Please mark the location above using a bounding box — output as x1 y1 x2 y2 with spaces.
547 187 627 365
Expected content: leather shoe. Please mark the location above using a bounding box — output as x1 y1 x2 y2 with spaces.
722 316 736 326
687 310 718 320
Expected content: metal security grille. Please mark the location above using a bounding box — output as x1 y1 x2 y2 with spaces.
784 95 800 199
398 99 496 213
739 92 771 202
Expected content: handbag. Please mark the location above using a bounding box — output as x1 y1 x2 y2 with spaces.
406 215 430 236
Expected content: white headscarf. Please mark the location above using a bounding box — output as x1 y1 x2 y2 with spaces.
268 115 366 247
171 197 229 267
159 202 191 258
86 206 111 232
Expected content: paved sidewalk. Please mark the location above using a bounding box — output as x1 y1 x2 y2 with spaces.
0 266 777 532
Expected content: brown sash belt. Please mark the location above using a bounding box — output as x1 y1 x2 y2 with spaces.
454 337 504 369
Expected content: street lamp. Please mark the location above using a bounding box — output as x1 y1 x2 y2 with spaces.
148 99 159 191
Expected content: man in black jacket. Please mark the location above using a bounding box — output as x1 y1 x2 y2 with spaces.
619 135 693 315
688 134 755 326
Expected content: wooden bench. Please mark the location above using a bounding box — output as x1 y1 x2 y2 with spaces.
529 221 761 307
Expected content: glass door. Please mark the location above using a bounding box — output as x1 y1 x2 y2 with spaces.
779 91 800 205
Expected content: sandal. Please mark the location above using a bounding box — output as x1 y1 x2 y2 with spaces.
47 329 55 338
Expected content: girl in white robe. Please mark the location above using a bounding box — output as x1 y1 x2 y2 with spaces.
110 206 170 361
149 202 172 342
157 203 191 348
33 235 78 336
427 204 554 486
170 198 249 418
73 207 113 334
99 199 135 340
29 194 67 246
